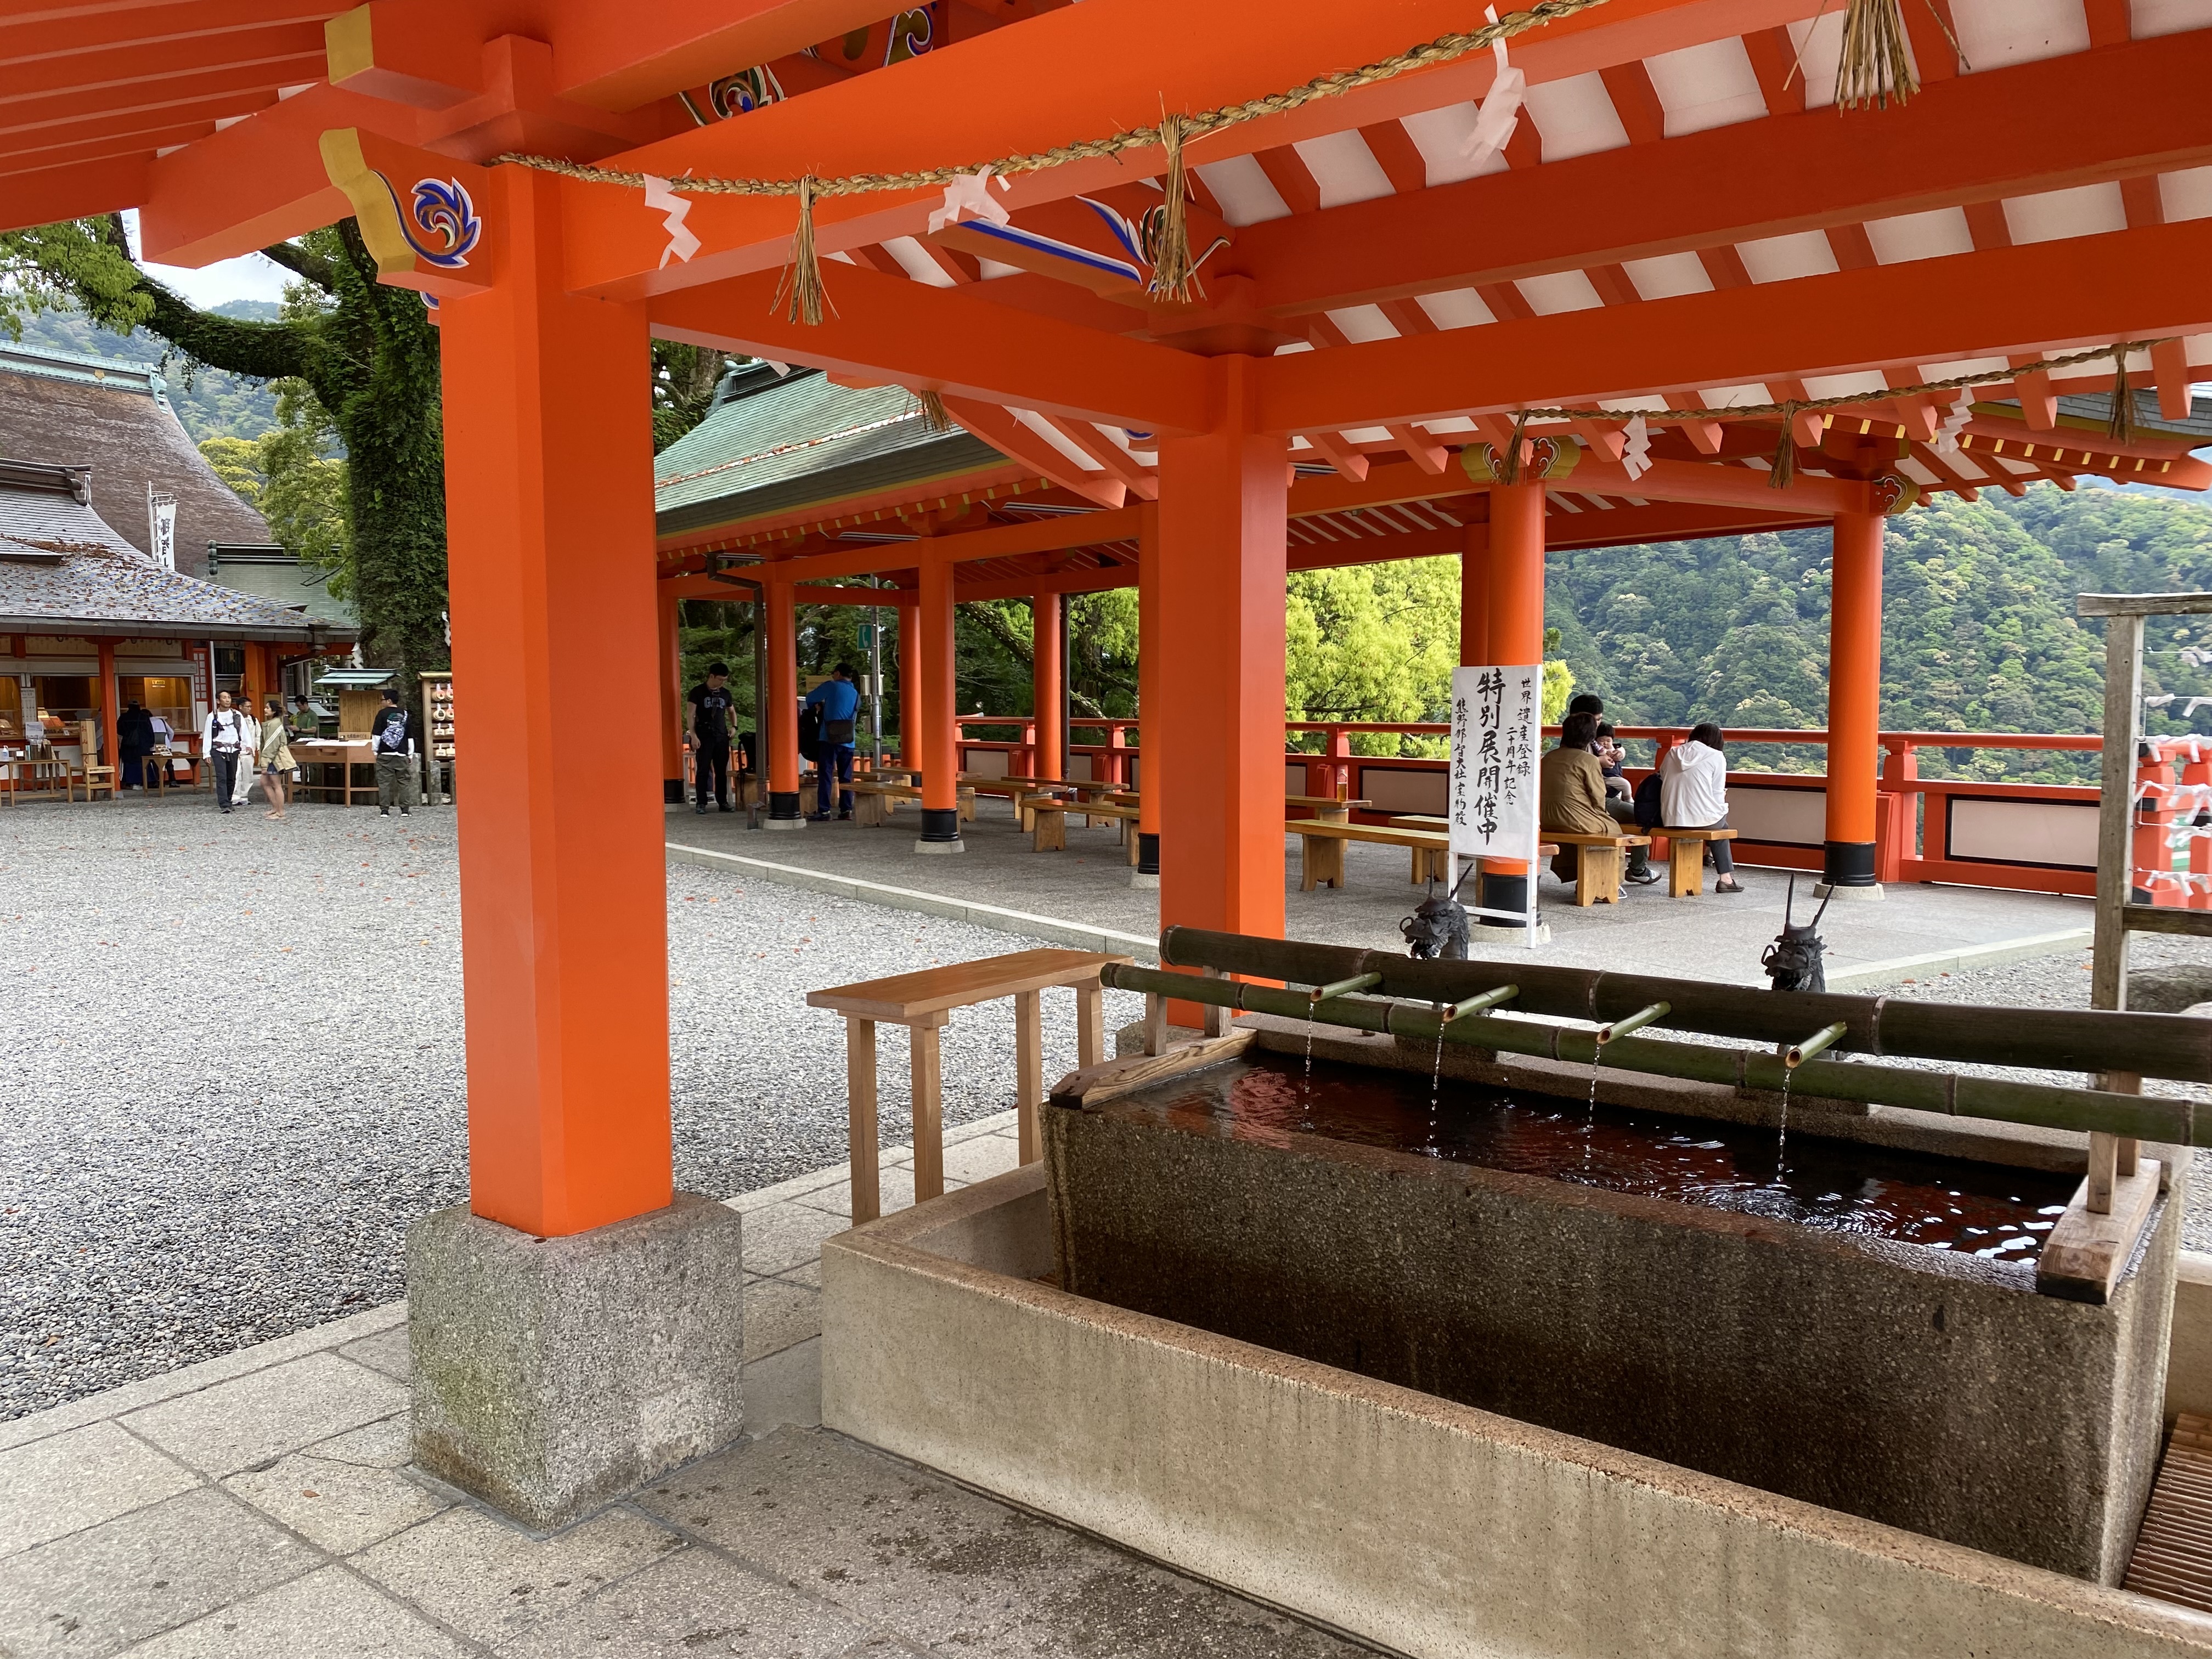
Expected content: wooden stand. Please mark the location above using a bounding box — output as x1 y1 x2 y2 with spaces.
1547 832 1652 906
1662 827 1739 897
807 949 1124 1221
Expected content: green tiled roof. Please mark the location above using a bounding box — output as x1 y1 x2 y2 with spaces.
653 366 1002 539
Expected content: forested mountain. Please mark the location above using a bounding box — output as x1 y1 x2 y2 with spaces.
9 301 280 441
1547 485 2212 781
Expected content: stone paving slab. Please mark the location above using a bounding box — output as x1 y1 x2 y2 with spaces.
0 1115 1359 1657
665 800 2096 986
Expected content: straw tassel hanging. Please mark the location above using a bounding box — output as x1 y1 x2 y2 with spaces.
1498 410 1532 486
1769 405 1800 490
2109 349 2137 444
774 175 830 326
916 390 954 433
1835 0 1919 110
1147 114 1199 305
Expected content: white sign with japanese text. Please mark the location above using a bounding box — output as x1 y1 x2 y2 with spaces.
1448 663 1542 866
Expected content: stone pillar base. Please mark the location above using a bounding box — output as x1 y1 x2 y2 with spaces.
407 1192 745 1533
1812 881 1886 901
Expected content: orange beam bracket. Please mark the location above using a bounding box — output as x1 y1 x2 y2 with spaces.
320 128 496 297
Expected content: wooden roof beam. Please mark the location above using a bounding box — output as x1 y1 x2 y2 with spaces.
648 263 1211 436
1254 216 2212 442
1226 30 2212 319
554 0 1774 299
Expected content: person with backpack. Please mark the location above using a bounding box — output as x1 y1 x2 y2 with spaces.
803 663 861 821
369 686 416 816
685 661 737 815
200 691 253 815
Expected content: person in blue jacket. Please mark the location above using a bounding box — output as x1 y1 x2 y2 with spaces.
803 663 861 821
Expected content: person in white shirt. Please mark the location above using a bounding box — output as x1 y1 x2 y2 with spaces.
1658 723 1742 895
200 692 253 816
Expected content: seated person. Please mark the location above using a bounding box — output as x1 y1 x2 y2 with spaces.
1659 723 1742 895
1539 710 1628 886
1594 722 1657 885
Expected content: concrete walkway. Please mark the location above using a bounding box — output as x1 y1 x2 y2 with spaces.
0 1115 1357 1658
667 800 2095 987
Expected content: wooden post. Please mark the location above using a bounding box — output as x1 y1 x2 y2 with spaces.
1201 964 1233 1038
657 585 684 805
847 1016 879 1223
436 162 672 1237
1143 993 1167 1056
1032 592 1063 782
764 577 802 825
915 560 963 850
1076 980 1105 1069
1014 990 1042 1165
2093 611 2145 1015
2088 1130 2119 1214
1824 510 1884 891
910 1018 944 1200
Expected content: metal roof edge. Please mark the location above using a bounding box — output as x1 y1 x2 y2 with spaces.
654 432 1006 538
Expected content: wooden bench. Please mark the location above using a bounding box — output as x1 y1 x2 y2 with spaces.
1289 819 1451 890
1031 798 1143 862
805 949 1125 1222
1658 826 1739 897
848 779 975 826
1288 794 1372 825
1544 831 1652 906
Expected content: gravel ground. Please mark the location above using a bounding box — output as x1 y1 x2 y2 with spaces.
0 795 1140 1422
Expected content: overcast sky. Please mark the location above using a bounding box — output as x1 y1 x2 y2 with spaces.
121 210 294 311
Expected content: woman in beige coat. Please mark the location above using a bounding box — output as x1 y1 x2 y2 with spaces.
257 697 295 821
1539 710 1615 885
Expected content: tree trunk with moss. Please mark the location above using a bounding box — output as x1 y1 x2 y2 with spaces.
69 218 449 690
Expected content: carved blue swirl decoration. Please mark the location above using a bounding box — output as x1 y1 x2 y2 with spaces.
379 173 481 269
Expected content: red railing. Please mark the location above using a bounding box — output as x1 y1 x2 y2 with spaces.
951 715 2117 900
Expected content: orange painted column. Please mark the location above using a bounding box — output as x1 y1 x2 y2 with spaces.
1031 591 1064 782
95 637 116 764
1133 501 1161 886
1459 518 1491 668
1156 356 1287 940
1825 510 1884 891
763 576 803 825
915 557 963 851
436 165 670 1238
657 586 684 804
1477 482 1547 921
896 595 923 774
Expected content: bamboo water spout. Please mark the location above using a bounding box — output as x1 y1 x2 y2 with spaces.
1597 1002 1669 1046
1099 962 2203 1147
1155 927 2212 1084
1787 1023 1852 1069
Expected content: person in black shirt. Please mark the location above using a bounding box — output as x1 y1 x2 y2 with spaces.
686 662 737 814
369 687 416 816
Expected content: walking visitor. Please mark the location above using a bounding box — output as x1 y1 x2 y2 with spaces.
257 697 294 821
1660 723 1742 895
369 686 415 816
804 663 861 821
686 661 736 815
201 691 253 816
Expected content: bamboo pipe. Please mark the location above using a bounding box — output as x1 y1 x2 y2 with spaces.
1311 972 1383 1002
1447 985 1519 1022
1787 1022 1850 1069
1597 1002 1670 1045
1155 927 2212 1084
1098 964 2199 1146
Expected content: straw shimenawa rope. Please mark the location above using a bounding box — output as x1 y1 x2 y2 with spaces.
501 1 1628 318
1835 0 1917 110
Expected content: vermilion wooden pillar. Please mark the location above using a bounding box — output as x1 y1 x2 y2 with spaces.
437 165 670 1238
1156 357 1287 939
1031 591 1063 782
1133 502 1161 887
915 557 963 851
657 586 684 803
1825 510 1885 891
896 595 922 773
95 637 116 763
764 575 803 825
1459 518 1491 665
1479 481 1547 920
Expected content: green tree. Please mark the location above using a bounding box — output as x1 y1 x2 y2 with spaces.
198 380 349 583
1 216 446 686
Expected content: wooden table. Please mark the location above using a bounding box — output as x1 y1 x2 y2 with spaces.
1289 795 1372 824
806 949 1126 1222
291 740 375 805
